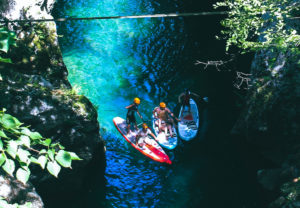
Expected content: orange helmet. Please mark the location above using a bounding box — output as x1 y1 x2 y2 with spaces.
142 123 148 129
159 102 166 108
134 97 140 105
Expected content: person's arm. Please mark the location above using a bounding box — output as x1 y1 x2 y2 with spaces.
136 109 143 120
178 93 184 103
135 131 141 145
147 129 157 141
153 108 158 118
167 108 180 122
125 104 134 109
150 132 157 141
191 92 200 98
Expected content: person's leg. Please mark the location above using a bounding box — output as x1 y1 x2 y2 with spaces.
126 117 131 133
167 123 173 137
165 124 168 135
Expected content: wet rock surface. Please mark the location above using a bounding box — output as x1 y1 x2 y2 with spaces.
232 16 300 207
0 175 44 208
0 0 106 207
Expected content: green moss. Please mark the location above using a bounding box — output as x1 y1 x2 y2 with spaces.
73 102 88 117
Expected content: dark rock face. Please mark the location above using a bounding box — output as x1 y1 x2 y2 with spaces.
0 175 44 208
232 16 300 207
0 0 106 207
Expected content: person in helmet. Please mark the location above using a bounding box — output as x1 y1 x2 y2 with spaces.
126 97 143 133
153 102 180 138
178 89 200 113
135 123 157 147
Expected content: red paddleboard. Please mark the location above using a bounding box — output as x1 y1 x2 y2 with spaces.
113 117 172 164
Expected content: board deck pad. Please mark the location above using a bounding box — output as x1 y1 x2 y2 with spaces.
178 98 199 141
183 113 194 121
113 117 171 164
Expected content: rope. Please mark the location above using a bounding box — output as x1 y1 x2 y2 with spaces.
0 11 228 23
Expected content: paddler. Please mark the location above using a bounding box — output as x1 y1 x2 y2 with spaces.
178 89 200 114
153 102 180 138
135 123 157 147
125 97 144 133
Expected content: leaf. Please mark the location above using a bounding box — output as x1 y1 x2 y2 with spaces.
0 152 6 166
30 156 39 164
0 139 3 150
39 149 47 154
7 140 18 159
17 148 30 163
0 37 9 53
16 168 30 184
47 149 54 161
41 138 51 146
0 27 16 53
29 132 42 140
46 161 61 178
0 199 10 207
55 150 72 168
0 114 21 129
58 143 65 150
18 135 30 148
69 152 82 160
21 127 32 136
37 155 47 169
0 57 12 63
2 158 15 176
18 202 32 208
0 130 8 138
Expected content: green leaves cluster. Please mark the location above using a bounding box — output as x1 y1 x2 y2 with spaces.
0 26 17 63
0 108 81 183
214 0 300 52
0 198 32 208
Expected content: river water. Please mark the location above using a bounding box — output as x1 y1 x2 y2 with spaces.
53 0 262 207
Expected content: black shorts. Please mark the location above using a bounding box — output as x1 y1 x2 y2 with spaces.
126 114 136 124
166 118 174 124
183 100 190 107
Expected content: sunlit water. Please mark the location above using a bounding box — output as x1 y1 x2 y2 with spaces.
53 0 259 207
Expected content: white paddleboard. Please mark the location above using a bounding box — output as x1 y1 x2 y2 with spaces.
178 98 199 141
152 116 178 150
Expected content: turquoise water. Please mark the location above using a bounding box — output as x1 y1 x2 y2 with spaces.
54 0 187 131
53 0 261 207
53 0 196 207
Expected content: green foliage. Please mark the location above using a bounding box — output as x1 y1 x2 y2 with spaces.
0 26 17 63
0 198 32 208
214 0 300 52
0 108 81 181
0 108 82 207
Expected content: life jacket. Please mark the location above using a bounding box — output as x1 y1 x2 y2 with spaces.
127 104 138 117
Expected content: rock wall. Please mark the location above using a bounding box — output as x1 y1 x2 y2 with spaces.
0 0 106 207
0 175 44 208
232 15 300 207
